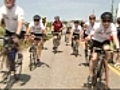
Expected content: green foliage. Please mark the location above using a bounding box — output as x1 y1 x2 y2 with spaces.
62 21 68 25
0 26 5 36
46 22 52 28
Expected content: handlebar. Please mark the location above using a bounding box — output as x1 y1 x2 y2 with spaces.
93 47 119 53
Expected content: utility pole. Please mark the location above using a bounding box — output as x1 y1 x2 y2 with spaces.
111 0 114 17
93 9 95 14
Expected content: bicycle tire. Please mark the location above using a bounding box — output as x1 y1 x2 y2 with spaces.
14 53 22 80
14 63 22 80
97 58 104 78
0 54 11 83
29 47 37 71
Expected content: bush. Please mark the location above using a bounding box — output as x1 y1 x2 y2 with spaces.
0 26 5 36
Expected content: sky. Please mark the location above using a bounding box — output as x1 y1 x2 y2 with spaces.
0 0 120 22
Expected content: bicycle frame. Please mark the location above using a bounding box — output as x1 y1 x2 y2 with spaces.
92 47 106 86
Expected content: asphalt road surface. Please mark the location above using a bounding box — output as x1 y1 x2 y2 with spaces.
0 36 120 90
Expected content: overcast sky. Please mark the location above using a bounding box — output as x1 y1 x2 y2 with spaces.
0 0 119 21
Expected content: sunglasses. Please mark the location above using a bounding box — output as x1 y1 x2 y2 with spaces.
89 17 95 20
102 20 111 23
34 19 40 22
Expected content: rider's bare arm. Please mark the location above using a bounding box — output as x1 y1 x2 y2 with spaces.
70 29 74 39
112 31 120 49
26 27 31 35
86 29 94 40
16 9 24 35
0 9 3 26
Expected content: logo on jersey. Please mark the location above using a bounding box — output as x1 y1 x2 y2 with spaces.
3 14 9 19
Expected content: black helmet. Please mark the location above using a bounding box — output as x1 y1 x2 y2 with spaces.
33 15 41 20
74 20 79 24
101 12 113 22
117 17 120 24
54 16 60 19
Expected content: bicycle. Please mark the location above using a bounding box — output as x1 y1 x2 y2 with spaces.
0 35 23 83
72 35 79 56
52 31 61 53
85 40 92 64
87 47 117 89
65 33 70 46
29 36 42 71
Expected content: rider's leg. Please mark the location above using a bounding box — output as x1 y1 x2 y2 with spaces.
37 39 42 63
103 44 110 88
88 40 101 84
88 52 98 83
85 40 88 57
53 35 57 49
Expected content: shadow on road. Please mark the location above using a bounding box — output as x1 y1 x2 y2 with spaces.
83 81 111 90
70 53 81 57
4 74 31 90
40 62 50 68
79 62 89 67
52 50 63 54
42 47 48 50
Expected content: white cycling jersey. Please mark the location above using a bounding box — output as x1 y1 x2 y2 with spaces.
29 21 45 34
72 25 82 34
0 5 24 32
85 22 98 35
90 22 117 42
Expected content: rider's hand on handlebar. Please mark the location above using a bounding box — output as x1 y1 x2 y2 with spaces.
116 48 120 52
12 34 20 44
85 36 90 41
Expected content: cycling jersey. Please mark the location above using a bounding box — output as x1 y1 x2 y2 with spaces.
53 21 63 31
72 25 82 34
85 22 98 35
90 22 117 43
0 5 24 33
29 21 45 34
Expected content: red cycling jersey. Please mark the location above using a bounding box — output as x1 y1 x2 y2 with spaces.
53 21 63 31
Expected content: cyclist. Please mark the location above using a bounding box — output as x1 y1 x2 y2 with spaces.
0 0 24 70
86 12 120 89
26 15 46 66
52 16 63 50
114 17 120 67
70 20 82 53
65 23 72 45
42 16 47 27
42 16 47 49
84 15 97 57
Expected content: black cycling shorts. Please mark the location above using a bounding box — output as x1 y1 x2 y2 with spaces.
5 30 25 39
90 39 110 52
31 33 43 40
83 31 88 39
53 31 62 36
73 32 80 39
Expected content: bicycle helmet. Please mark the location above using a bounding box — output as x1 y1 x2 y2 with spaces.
89 14 96 19
117 17 120 24
101 12 113 22
54 16 60 19
74 20 79 24
33 15 41 20
42 16 46 20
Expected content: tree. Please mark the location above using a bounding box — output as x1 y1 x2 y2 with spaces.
46 22 52 28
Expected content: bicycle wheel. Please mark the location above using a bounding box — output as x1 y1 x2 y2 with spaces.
14 53 22 80
53 38 58 52
0 54 11 83
97 59 105 82
29 47 37 71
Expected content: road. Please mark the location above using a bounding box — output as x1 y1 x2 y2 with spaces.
0 36 120 90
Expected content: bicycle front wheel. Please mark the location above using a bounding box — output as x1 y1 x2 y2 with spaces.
14 53 22 80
